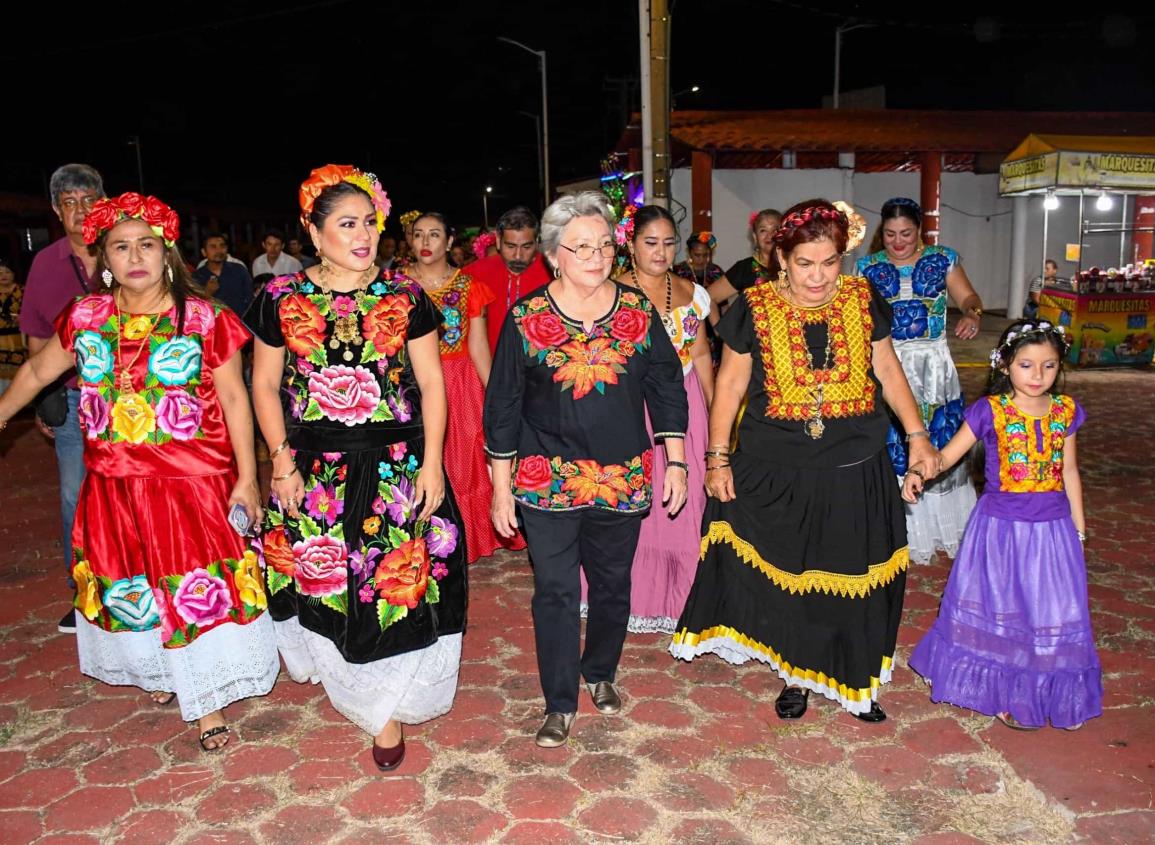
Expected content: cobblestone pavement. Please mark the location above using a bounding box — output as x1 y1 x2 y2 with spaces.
0 331 1151 843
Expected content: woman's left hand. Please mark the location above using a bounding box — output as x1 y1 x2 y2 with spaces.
954 313 981 340
663 465 688 517
227 478 263 531
414 464 445 523
907 437 943 482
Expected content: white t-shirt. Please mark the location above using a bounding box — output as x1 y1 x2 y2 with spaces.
252 253 303 277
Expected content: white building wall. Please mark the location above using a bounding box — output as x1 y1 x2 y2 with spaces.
670 167 1023 311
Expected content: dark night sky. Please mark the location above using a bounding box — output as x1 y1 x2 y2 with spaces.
5 1 1154 232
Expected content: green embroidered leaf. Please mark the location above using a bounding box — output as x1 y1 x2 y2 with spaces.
387 525 410 548
377 600 408 631
165 575 183 593
303 399 324 422
266 508 284 527
107 617 127 633
307 346 328 368
321 590 349 615
361 294 381 309
206 561 224 579
221 557 239 573
154 317 174 334
370 403 393 423
298 515 322 539
168 627 188 647
98 576 115 591
611 364 628 375
595 382 606 395
186 623 200 640
313 296 332 317
425 578 440 605
361 340 382 363
267 570 291 595
330 521 345 542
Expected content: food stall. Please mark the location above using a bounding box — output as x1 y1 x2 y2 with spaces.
1000 134 1155 366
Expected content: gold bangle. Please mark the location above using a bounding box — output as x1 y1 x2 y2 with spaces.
272 467 300 482
707 443 730 451
269 438 291 459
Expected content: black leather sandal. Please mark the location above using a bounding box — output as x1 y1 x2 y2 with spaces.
774 685 809 720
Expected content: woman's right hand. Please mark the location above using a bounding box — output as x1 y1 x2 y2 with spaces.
271 458 306 520
902 463 928 503
705 466 736 501
491 489 519 538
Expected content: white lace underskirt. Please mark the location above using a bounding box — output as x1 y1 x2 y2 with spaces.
76 614 280 722
578 603 678 635
275 617 462 736
902 461 977 564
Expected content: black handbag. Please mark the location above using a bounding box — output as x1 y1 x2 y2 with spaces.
35 382 69 428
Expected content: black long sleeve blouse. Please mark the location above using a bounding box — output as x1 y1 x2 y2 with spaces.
483 281 688 514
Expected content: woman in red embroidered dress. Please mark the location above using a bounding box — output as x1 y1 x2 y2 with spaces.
671 200 939 724
408 212 524 562
0 193 278 751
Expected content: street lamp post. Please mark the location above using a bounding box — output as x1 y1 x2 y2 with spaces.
498 36 549 208
483 186 493 229
127 135 145 191
833 23 873 109
517 110 544 207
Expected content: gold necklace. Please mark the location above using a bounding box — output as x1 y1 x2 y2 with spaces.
782 286 835 440
412 265 456 291
113 291 162 397
318 266 376 362
630 267 675 333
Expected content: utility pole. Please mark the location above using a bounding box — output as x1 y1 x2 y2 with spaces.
639 0 671 207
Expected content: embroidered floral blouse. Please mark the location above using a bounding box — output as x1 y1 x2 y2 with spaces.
55 294 250 478
855 246 959 342
965 394 1084 521
424 270 493 359
483 282 688 514
663 283 711 374
719 275 894 468
244 270 440 441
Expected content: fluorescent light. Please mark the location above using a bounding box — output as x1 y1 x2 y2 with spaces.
1096 192 1113 211
1044 192 1060 211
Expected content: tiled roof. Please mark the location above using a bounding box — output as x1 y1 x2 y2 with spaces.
623 110 1155 156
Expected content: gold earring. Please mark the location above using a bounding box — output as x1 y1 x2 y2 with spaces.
777 270 788 289
553 265 561 279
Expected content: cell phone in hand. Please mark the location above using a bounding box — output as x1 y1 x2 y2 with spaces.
228 502 254 537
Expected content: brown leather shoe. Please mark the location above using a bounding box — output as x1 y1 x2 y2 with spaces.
588 681 622 714
535 712 576 748
372 737 406 771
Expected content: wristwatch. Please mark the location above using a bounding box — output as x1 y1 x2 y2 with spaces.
968 306 984 318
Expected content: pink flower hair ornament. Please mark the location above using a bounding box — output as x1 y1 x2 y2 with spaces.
614 204 638 246
471 231 497 260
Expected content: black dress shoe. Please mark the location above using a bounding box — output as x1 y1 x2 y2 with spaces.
774 685 809 720
853 702 887 723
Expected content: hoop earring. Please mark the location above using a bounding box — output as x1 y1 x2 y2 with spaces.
101 269 114 289
553 265 561 280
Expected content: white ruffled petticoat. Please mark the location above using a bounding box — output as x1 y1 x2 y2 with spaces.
76 613 280 722
275 617 462 736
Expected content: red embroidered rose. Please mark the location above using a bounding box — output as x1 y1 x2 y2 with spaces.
609 306 648 344
641 449 653 483
262 526 295 577
514 455 554 493
280 293 327 356
363 294 413 357
374 538 431 609
521 311 569 350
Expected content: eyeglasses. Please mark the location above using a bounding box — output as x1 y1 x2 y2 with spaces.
58 195 100 213
558 242 616 261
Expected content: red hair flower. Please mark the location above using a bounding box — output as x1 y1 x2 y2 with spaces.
82 192 180 248
299 164 391 232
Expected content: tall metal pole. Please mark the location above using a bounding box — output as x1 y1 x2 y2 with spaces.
649 0 670 206
638 0 654 204
518 111 544 204
498 37 549 209
833 27 842 109
129 135 145 192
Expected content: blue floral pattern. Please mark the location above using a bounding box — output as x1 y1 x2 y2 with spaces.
892 300 929 341
912 252 952 298
149 337 203 386
103 575 160 631
75 331 114 383
861 262 900 298
929 397 966 450
886 424 908 475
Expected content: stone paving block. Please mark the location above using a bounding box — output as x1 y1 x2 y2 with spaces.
657 772 736 812
297 724 365 760
343 777 425 820
670 817 757 845
434 764 497 797
133 764 216 806
628 699 694 730
221 743 300 781
1074 810 1155 844
111 809 190 845
259 804 344 845
576 796 658 840
498 736 574 773
502 774 582 820
0 750 26 784
81 746 163 785
500 820 584 845
43 785 135 833
62 697 141 731
287 759 361 797
900 717 983 756
421 798 508 843
567 752 638 792
35 834 103 845
184 829 259 845
0 809 43 843
0 767 78 809
195 782 276 824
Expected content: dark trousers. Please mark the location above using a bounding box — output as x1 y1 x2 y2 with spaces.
519 506 643 714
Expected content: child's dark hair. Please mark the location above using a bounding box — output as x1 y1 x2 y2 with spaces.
985 319 1071 397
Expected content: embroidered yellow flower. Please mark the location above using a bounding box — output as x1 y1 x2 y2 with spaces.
233 550 267 611
363 516 382 536
111 394 156 443
122 315 155 340
73 559 102 621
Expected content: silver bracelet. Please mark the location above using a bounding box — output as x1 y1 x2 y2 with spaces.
1076 530 1086 544
905 430 930 442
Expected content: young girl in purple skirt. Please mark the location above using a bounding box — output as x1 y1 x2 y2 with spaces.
903 320 1101 730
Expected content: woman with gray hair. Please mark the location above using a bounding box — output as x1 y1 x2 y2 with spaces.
484 191 689 747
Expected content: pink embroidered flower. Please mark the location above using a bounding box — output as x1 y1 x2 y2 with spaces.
1009 463 1030 482
389 442 408 461
77 387 110 439
172 568 233 626
304 483 343 525
292 534 348 597
323 451 343 461
155 390 203 440
70 296 115 331
265 276 295 296
425 516 459 558
332 295 358 318
152 586 177 644
372 496 386 515
432 561 449 580
308 365 382 426
183 298 217 335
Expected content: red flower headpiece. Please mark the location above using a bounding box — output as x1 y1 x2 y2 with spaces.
299 164 391 232
773 205 848 243
614 204 638 246
472 231 497 260
692 231 717 250
82 192 180 248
